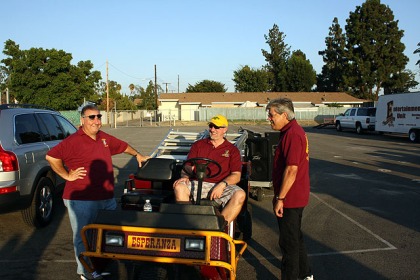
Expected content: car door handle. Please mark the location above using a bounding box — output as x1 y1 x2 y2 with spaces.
24 152 35 164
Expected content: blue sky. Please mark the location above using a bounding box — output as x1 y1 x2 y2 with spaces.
1 0 419 94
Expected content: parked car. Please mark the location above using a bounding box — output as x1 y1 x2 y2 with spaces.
335 107 376 134
0 104 77 227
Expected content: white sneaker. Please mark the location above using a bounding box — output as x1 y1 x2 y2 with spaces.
80 271 104 280
302 275 313 280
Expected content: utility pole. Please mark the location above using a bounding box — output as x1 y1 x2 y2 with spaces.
106 60 110 127
178 75 179 93
154 65 158 109
163 83 171 93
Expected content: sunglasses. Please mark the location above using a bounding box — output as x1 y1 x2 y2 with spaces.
208 123 225 129
83 114 102 120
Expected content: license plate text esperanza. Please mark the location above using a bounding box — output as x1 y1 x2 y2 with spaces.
128 235 181 252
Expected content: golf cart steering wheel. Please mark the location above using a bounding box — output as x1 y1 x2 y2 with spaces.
182 157 222 180
182 157 222 205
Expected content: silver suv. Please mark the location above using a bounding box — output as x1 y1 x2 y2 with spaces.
0 104 77 227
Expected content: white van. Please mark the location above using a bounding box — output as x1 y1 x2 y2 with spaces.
375 92 420 142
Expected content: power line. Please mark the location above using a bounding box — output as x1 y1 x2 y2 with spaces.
107 62 149 81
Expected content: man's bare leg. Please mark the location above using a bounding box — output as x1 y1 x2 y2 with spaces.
221 190 246 223
174 182 191 202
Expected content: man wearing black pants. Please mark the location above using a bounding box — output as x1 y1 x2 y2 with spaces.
266 98 313 280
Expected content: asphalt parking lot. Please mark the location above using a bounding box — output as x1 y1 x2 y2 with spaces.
1 123 419 280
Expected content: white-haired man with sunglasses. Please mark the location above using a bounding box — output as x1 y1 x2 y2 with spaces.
173 114 246 225
46 104 149 280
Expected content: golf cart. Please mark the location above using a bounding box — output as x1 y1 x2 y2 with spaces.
78 128 254 279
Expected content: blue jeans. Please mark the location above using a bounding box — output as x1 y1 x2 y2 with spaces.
64 198 117 275
277 207 311 280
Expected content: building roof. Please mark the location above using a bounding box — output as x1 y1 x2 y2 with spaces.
158 92 365 106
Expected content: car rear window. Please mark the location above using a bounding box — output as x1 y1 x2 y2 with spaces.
357 108 367 116
367 108 376 116
14 114 42 144
357 108 376 116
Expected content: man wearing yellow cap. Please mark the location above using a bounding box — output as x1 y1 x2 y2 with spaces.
173 114 246 224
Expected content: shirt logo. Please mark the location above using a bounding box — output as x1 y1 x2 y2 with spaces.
222 150 230 158
102 139 108 147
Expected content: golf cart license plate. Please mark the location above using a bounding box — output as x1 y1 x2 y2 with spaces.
127 235 181 252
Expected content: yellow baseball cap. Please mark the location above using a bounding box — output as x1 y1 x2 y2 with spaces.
209 114 228 127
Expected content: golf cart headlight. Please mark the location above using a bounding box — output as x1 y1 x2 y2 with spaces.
185 238 205 251
105 233 124 247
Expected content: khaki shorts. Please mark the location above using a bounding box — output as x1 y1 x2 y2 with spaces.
187 181 244 207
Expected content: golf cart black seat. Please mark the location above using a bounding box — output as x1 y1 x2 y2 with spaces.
135 157 178 181
121 158 179 211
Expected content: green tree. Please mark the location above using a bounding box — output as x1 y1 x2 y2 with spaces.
127 84 144 102
414 42 420 68
1 40 101 110
317 17 347 92
139 80 157 110
345 0 408 100
96 80 136 110
382 69 419 94
114 96 137 110
286 50 316 92
233 65 270 92
261 24 290 92
186 80 227 92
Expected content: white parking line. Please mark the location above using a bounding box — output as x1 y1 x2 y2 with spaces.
310 193 397 253
241 192 397 262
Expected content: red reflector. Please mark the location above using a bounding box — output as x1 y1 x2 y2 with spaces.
128 174 152 189
0 186 18 194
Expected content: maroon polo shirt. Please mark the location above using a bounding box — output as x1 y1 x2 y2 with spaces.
187 138 242 183
47 128 128 200
272 119 310 208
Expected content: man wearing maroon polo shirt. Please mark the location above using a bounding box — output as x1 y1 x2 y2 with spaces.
46 104 149 280
266 98 313 280
173 114 246 224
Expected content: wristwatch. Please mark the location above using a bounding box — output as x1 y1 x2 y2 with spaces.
275 195 286 201
222 180 229 187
